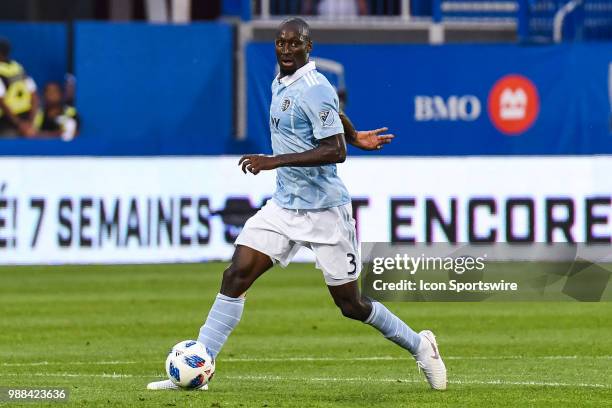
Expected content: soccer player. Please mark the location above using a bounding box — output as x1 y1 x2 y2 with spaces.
148 17 446 391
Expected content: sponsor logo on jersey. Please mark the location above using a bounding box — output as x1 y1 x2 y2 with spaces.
488 74 539 135
319 110 335 127
281 98 291 112
271 116 280 129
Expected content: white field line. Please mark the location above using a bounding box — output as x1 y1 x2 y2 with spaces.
0 372 608 389
1 361 138 367
229 375 611 389
2 355 611 367
224 355 612 362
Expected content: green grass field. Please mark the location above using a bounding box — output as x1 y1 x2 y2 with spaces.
0 263 610 407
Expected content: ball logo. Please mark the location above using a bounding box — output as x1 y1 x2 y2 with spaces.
488 75 539 135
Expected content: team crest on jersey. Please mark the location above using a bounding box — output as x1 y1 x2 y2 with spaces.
319 110 335 127
281 98 291 112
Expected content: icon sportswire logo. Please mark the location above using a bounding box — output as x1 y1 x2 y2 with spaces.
488 74 540 135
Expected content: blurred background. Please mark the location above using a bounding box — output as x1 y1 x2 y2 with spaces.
1 0 611 264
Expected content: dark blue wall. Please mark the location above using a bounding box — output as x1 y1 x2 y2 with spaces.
73 22 233 155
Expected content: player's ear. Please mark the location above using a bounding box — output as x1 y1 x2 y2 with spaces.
306 40 313 53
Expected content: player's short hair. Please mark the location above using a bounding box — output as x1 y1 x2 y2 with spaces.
277 17 311 42
0 37 10 58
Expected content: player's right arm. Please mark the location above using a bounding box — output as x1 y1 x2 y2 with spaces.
239 134 345 175
240 81 349 175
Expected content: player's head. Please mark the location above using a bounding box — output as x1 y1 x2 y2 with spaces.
0 37 11 60
275 18 312 77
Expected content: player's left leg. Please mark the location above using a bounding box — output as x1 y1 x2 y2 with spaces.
327 281 447 390
311 203 446 390
327 281 420 353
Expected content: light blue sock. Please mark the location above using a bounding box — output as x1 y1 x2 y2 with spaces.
197 293 244 358
364 301 421 354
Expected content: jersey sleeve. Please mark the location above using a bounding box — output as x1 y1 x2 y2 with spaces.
300 84 344 140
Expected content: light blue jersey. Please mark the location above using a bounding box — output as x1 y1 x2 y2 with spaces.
269 61 350 210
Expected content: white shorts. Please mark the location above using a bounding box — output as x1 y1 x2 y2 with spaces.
235 200 361 286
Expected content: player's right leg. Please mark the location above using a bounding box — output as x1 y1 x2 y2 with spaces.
147 245 273 391
197 245 273 356
148 200 294 390
196 199 300 358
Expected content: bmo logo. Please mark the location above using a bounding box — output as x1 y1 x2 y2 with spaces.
488 74 539 135
414 95 481 121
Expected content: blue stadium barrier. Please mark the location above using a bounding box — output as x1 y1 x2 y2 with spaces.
0 23 67 89
72 22 233 156
247 42 612 156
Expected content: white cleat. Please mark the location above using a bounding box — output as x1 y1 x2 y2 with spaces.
146 379 209 391
413 330 447 390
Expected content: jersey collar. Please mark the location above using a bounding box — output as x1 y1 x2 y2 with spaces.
277 61 316 87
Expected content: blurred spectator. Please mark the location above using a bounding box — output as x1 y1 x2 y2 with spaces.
191 0 222 20
145 0 221 22
37 82 80 141
0 37 39 138
303 0 369 17
368 0 401 16
146 0 189 22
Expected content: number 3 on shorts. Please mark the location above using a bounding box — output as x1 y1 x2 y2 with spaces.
347 253 357 275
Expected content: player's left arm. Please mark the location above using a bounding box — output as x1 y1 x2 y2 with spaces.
339 111 394 151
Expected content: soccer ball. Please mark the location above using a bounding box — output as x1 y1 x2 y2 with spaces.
165 340 215 389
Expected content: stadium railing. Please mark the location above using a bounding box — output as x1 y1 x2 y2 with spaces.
252 0 412 19
523 0 612 42
246 0 612 43
423 0 612 42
